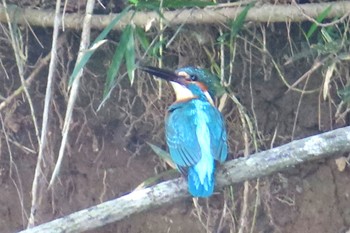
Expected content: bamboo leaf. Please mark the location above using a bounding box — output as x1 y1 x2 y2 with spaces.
86 39 107 52
126 27 136 84
69 5 132 86
338 86 350 103
134 169 178 190
147 142 176 169
149 40 166 58
132 0 160 10
133 0 215 9
321 27 333 43
306 5 332 39
230 2 255 39
104 25 132 97
135 26 150 52
163 0 215 8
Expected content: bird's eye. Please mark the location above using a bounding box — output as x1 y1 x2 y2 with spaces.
190 75 198 81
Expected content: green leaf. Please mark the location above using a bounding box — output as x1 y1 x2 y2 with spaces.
134 1 160 10
135 26 150 52
146 142 176 168
104 25 132 97
306 5 332 39
338 85 350 103
150 40 166 58
163 0 215 8
69 6 132 86
321 27 333 43
125 27 136 84
217 32 230 43
312 41 340 54
284 46 317 64
93 6 133 45
230 1 255 39
135 0 215 9
134 169 178 190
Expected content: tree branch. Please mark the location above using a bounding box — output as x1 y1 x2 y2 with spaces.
0 2 349 31
19 126 350 233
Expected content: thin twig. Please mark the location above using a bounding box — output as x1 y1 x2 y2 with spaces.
0 52 51 112
286 58 326 93
27 0 63 227
49 0 95 187
6 136 36 154
291 74 311 140
0 113 27 227
2 2 44 226
1 1 40 144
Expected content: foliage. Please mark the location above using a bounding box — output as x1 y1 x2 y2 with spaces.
130 0 215 10
284 5 350 107
146 142 175 168
306 5 332 39
69 5 132 86
70 0 217 99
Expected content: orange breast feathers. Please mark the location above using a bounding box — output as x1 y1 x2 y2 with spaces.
193 81 214 106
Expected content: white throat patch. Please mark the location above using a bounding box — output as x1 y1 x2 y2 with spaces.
170 81 195 100
170 81 214 106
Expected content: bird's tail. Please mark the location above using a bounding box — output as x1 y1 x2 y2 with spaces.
187 163 215 198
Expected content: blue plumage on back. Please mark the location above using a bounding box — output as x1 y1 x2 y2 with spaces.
139 65 228 197
166 83 227 197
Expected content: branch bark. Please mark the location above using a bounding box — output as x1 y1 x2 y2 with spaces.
0 2 350 31
19 126 350 233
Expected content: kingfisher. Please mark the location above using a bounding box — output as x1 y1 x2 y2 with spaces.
140 66 228 197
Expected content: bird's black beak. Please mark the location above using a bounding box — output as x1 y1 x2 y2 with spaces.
139 66 183 83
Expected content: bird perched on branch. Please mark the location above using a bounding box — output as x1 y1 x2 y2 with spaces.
140 66 228 197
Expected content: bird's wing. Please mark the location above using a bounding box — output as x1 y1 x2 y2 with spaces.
208 107 228 163
165 102 202 168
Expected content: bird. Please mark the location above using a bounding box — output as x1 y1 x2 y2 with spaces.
139 65 228 197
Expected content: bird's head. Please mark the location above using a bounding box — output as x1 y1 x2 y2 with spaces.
139 66 225 103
